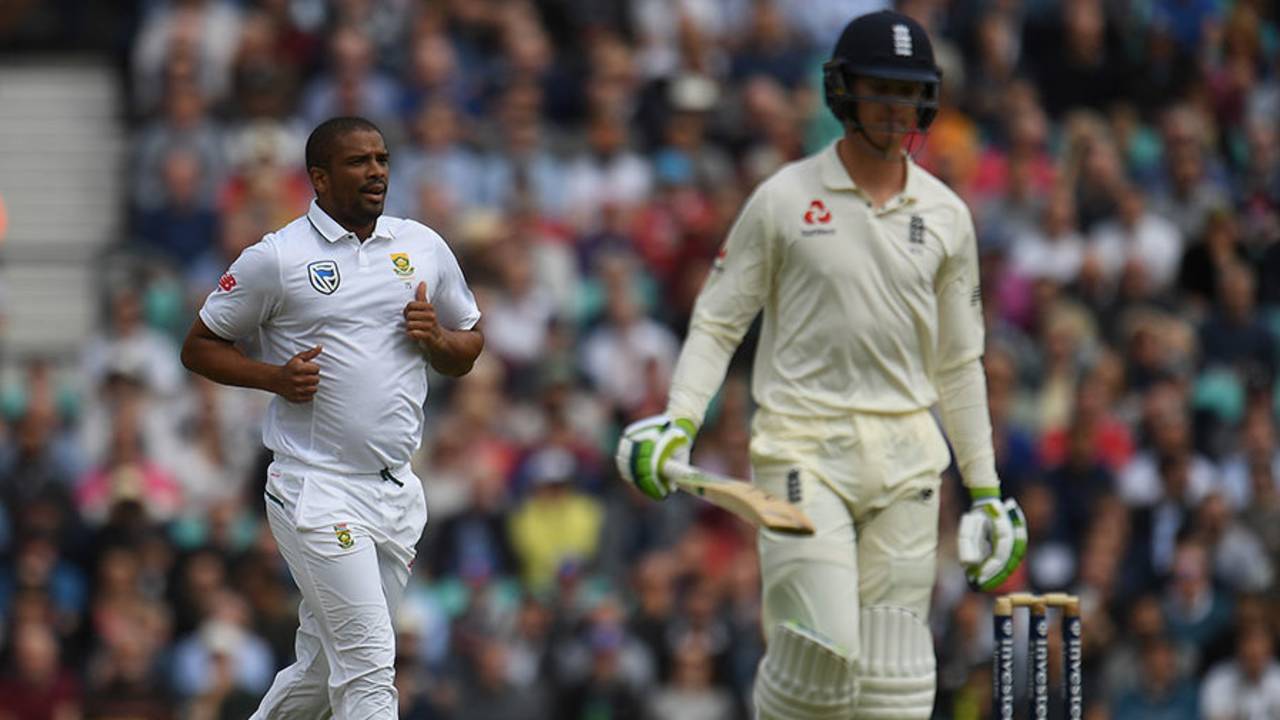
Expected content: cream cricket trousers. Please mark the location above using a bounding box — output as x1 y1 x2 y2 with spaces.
250 457 427 720
750 408 950 651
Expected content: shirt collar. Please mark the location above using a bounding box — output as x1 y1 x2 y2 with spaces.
307 199 395 242
901 155 923 203
818 140 923 205
819 140 857 191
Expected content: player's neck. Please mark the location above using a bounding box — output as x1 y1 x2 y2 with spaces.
317 198 376 241
837 136 907 209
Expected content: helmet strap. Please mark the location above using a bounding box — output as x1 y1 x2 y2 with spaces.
852 124 897 160
845 104 931 161
844 105 899 161
903 128 929 158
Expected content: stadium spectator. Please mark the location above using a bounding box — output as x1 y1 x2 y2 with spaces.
508 447 603 592
1110 634 1200 720
1200 625 1280 719
0 620 82 720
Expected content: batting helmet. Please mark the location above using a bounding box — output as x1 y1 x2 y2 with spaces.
823 11 941 133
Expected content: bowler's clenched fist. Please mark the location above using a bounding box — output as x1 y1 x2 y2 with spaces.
404 281 443 351
273 345 322 402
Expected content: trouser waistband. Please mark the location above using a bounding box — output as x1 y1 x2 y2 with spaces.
271 455 414 482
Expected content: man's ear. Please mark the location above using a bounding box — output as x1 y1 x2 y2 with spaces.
308 166 327 195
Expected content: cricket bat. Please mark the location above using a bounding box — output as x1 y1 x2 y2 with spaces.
664 460 815 535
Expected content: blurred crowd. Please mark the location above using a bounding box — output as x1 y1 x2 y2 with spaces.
2 0 1280 718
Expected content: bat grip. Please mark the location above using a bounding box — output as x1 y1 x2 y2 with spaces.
662 459 695 483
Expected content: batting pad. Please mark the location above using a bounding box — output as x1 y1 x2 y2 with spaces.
753 621 857 720
853 605 936 719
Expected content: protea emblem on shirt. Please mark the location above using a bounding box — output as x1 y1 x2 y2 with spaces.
334 523 354 549
308 260 341 295
390 252 414 278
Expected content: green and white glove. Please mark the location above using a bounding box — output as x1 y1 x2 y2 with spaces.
615 414 697 500
957 488 1028 591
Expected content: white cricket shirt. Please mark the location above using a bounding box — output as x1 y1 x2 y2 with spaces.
199 200 481 474
668 140 985 425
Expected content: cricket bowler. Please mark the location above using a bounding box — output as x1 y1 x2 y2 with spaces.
181 117 483 718
617 11 1027 718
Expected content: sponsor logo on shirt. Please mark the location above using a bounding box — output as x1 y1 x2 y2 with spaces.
390 252 414 278
334 523 354 549
307 260 341 295
217 273 237 292
802 199 836 237
803 199 832 225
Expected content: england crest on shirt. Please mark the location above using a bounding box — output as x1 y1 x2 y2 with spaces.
308 260 341 295
909 215 925 244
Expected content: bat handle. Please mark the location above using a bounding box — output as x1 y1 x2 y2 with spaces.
662 459 695 482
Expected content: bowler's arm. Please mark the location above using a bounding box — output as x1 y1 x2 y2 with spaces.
181 318 282 393
184 239 289 395
424 321 484 377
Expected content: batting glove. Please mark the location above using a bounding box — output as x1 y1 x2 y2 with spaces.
957 489 1028 592
615 414 697 500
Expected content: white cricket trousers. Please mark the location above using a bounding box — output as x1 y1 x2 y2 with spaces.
250 457 427 720
749 408 952 647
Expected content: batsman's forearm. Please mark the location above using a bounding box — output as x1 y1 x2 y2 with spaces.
425 327 484 376
181 336 279 393
666 322 740 427
934 357 999 491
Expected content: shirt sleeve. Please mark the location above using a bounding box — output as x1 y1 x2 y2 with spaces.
666 186 776 425
430 234 481 331
198 238 282 341
934 207 985 371
1198 668 1233 720
933 208 997 490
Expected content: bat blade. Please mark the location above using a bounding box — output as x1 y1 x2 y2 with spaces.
664 460 815 535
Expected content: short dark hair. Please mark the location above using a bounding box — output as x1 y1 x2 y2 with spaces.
305 116 383 171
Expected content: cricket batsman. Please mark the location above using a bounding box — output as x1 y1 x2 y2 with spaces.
617 11 1027 718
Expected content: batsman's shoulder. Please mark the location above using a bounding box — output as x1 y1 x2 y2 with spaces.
911 164 976 245
911 163 972 216
912 162 966 205
742 154 825 223
760 152 825 195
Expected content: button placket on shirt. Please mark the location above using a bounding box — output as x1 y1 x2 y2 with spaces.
874 195 912 218
849 189 909 216
350 234 372 269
